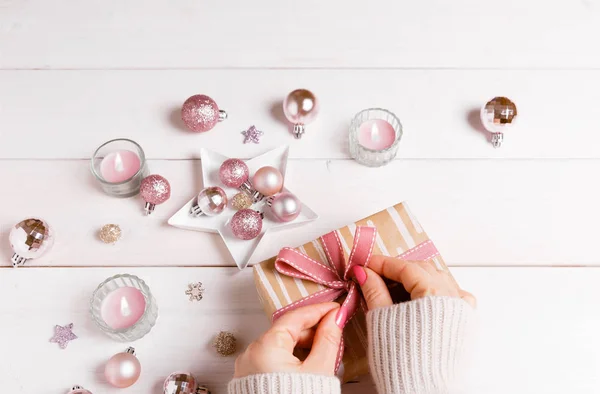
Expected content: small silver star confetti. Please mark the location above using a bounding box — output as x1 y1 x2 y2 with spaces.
50 323 78 349
241 125 264 144
186 282 205 301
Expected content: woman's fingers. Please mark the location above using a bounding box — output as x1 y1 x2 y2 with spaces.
304 308 344 374
353 266 393 310
264 302 339 352
459 289 477 308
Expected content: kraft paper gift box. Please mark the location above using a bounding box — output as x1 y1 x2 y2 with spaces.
253 201 453 381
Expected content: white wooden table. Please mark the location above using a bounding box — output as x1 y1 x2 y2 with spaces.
1 1 599 393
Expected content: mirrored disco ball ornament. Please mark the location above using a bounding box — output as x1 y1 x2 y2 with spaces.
68 386 93 394
181 94 227 133
9 218 54 267
164 372 210 394
190 187 228 217
480 96 518 148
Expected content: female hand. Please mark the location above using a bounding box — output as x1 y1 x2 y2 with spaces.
352 256 477 310
234 302 343 378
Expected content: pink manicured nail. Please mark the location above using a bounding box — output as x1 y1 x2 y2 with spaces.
352 266 367 286
335 307 347 329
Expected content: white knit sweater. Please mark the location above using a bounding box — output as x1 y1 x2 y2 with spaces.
229 296 474 394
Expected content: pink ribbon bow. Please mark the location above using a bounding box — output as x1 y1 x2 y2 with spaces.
273 225 440 373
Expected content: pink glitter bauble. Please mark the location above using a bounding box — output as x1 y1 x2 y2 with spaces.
219 159 249 188
140 174 171 205
230 209 263 240
181 94 221 133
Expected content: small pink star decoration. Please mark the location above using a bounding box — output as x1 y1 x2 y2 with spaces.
50 323 78 349
241 125 263 144
185 282 205 301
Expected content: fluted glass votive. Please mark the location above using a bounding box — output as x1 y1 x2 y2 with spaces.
91 139 149 197
90 274 158 342
349 108 403 167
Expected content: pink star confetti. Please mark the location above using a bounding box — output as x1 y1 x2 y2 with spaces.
50 323 78 349
241 125 263 144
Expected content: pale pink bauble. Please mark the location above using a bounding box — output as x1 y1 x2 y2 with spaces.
270 192 301 222
231 209 263 240
219 159 249 188
140 174 171 205
181 94 220 133
283 89 319 124
252 166 283 197
104 352 141 388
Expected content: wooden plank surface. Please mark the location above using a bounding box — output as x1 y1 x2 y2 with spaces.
1 70 600 160
0 267 598 394
1 159 598 268
1 0 599 69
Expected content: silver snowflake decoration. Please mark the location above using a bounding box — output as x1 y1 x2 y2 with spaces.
185 282 205 301
241 125 264 144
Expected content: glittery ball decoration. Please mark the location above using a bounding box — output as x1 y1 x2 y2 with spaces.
68 386 93 394
50 323 78 349
481 96 517 133
181 94 227 133
219 158 249 188
230 209 263 240
163 372 197 394
140 174 171 214
241 125 264 144
9 217 54 267
214 331 237 356
191 187 227 217
99 224 122 244
185 282 205 301
231 192 253 210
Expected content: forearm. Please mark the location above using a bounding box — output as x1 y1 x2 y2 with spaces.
368 296 475 394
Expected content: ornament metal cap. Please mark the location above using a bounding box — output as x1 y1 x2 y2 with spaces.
11 253 27 267
293 124 305 139
144 202 156 215
190 204 204 217
196 386 211 394
126 346 136 355
218 110 228 122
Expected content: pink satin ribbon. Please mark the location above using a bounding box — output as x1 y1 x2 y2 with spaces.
273 226 439 373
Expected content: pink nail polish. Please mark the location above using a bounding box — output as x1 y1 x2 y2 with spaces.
335 307 347 329
352 266 367 286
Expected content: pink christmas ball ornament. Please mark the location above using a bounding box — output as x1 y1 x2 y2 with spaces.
267 192 301 222
252 166 284 198
181 94 228 133
219 158 253 190
104 347 141 388
230 209 263 240
283 89 320 139
140 174 171 215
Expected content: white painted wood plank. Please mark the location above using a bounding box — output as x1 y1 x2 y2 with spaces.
1 70 599 159
1 0 599 69
1 159 598 267
0 267 598 394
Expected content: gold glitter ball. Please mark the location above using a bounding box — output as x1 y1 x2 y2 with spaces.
99 224 122 244
231 192 253 210
214 331 237 356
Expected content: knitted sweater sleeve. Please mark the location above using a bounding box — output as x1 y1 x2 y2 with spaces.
367 296 475 394
228 373 341 394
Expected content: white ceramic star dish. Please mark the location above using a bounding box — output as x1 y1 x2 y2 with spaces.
168 146 318 269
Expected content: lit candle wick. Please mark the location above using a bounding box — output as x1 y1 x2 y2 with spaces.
114 153 124 173
120 296 131 317
371 124 381 142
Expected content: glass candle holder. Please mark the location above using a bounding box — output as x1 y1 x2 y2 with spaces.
349 108 403 167
90 274 158 342
91 139 149 197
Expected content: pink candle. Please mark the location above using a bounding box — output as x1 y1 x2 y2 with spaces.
100 150 141 183
100 287 147 330
357 119 397 150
